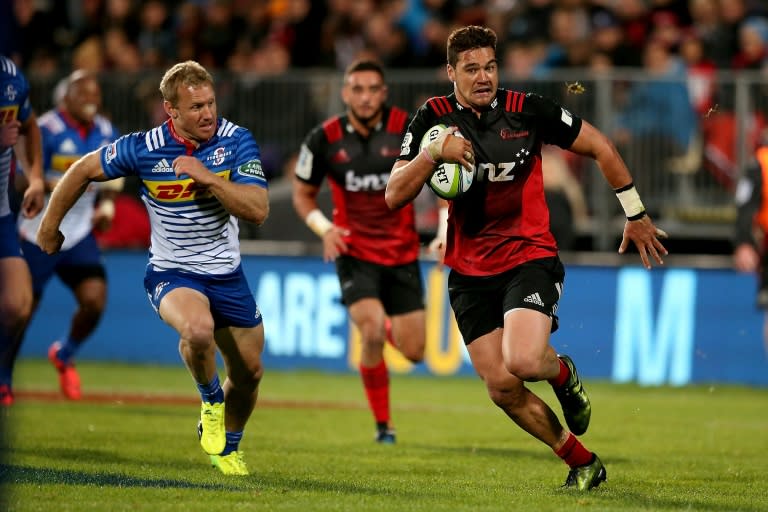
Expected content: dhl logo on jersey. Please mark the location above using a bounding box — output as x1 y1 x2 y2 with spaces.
51 154 81 173
0 106 19 124
144 170 230 202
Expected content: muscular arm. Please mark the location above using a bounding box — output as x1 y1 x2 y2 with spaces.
385 156 435 210
37 150 107 253
172 155 269 226
568 120 633 189
568 119 668 268
208 177 269 226
292 178 323 220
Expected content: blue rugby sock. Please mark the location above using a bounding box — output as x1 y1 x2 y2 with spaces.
197 374 224 404
220 431 243 456
56 337 82 363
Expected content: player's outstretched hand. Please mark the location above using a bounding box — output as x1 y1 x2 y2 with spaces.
618 215 668 269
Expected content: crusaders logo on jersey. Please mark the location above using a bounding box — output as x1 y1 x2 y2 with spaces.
500 128 529 140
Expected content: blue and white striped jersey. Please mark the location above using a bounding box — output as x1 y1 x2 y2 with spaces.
0 56 32 218
100 118 268 275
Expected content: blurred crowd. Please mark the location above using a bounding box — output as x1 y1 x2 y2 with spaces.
4 0 768 252
2 0 768 78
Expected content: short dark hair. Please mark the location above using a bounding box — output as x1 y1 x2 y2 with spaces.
447 26 497 67
344 59 385 82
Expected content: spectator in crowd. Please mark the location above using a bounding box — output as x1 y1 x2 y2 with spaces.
36 60 270 476
731 16 768 69
4 0 768 76
15 70 120 401
7 0 61 70
103 0 140 41
0 54 45 406
612 37 697 211
198 0 243 70
542 147 590 251
712 0 749 68
679 30 717 117
386 24 668 491
363 9 412 69
137 0 175 69
733 139 768 358
535 5 592 73
592 7 642 67
292 59 428 443
103 27 143 72
71 36 105 72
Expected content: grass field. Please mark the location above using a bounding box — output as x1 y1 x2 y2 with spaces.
1 360 767 512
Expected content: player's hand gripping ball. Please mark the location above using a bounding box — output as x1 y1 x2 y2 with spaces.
420 124 475 199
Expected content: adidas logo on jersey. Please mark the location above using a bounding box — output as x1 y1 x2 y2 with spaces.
151 158 173 173
523 292 545 307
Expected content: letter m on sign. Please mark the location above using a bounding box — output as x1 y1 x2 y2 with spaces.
612 269 696 386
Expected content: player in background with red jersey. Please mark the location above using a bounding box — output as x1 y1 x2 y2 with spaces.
293 59 430 444
386 26 668 490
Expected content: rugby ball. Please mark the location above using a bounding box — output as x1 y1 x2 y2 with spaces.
419 124 474 199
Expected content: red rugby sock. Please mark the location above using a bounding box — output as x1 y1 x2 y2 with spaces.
554 432 593 468
548 358 570 388
360 360 390 425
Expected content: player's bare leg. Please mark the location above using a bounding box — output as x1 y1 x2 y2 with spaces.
159 288 225 455
216 324 264 432
348 297 395 442
504 309 591 434
0 257 34 405
388 309 426 363
468 325 605 490
203 324 264 475
69 277 107 344
467 329 565 444
160 288 218 384
48 276 107 400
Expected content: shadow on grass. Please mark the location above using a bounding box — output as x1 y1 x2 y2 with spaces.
0 464 427 499
0 464 241 491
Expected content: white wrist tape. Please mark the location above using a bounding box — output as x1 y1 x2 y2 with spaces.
421 147 437 165
305 208 333 237
436 207 448 240
426 128 450 162
615 183 646 220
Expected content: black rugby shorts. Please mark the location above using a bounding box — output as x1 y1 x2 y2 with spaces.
448 256 565 345
335 255 424 315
